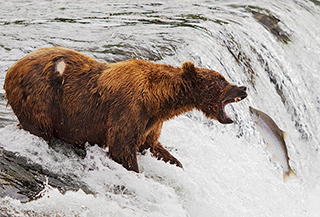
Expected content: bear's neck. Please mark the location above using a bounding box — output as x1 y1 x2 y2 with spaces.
149 71 197 122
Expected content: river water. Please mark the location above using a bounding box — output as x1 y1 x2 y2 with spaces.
1 0 320 216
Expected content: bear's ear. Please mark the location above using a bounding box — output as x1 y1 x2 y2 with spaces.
182 61 196 79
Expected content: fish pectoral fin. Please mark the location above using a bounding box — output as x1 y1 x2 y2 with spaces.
281 130 288 140
272 155 280 162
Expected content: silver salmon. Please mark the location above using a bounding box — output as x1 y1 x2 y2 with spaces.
249 106 297 182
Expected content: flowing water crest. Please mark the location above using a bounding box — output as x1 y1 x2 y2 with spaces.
0 0 320 216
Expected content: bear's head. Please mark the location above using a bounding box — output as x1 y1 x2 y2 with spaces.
182 62 247 124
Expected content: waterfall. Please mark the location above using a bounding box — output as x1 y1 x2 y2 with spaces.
0 0 319 216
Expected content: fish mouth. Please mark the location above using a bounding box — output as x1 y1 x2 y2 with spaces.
248 106 259 123
249 106 255 117
218 86 247 124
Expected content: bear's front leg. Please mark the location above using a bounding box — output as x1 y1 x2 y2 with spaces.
139 124 183 169
151 141 183 169
109 140 139 172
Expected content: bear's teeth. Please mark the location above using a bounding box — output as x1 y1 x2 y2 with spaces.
234 97 241 103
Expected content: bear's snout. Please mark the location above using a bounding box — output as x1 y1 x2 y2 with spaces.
224 85 248 102
239 86 247 92
238 86 248 101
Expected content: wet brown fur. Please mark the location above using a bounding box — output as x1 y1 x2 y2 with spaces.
4 47 246 172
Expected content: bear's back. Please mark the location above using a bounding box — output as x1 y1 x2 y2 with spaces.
4 47 106 142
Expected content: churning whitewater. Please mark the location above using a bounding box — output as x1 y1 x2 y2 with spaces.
0 0 320 216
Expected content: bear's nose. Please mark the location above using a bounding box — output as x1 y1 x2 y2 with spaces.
239 86 247 92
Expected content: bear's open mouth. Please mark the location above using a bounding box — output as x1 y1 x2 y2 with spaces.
219 86 247 124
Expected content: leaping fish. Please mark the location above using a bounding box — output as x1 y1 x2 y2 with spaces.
249 106 297 182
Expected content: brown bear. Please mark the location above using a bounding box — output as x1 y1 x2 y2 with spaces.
4 47 247 172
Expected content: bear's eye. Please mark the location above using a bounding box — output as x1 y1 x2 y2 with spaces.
217 77 227 88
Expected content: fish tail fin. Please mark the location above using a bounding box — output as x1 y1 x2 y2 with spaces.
283 168 298 183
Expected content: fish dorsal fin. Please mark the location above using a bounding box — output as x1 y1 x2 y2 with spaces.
282 130 288 140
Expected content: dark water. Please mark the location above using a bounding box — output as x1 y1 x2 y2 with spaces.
1 0 320 216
